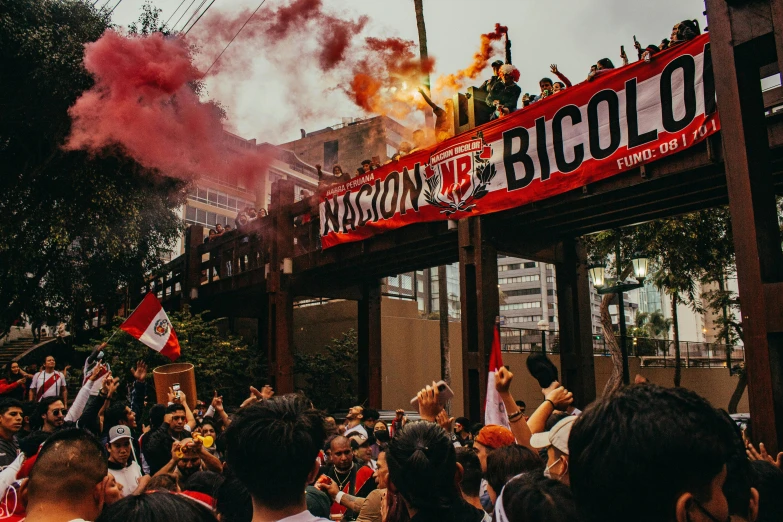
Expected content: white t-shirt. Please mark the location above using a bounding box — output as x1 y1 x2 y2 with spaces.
30 371 66 401
110 460 142 497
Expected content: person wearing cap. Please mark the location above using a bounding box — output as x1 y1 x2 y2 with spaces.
107 424 145 497
529 416 576 485
473 425 515 472
454 417 472 447
479 60 505 92
351 434 376 471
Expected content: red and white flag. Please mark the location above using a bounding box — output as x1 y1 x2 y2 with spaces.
484 324 510 428
120 293 180 361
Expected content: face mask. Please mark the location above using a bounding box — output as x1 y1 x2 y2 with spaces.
544 456 566 480
374 430 390 443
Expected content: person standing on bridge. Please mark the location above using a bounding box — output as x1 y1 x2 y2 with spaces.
29 355 67 407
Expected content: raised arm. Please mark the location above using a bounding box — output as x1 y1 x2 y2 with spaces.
172 389 197 431
494 367 534 451
550 65 572 88
129 361 148 421
526 385 574 434
417 88 440 111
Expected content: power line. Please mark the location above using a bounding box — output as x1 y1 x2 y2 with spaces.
177 0 208 32
184 0 217 34
107 0 124 16
202 0 268 77
164 0 189 27
172 0 199 31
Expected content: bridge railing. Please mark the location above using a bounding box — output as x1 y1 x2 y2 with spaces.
144 255 184 301
196 217 269 284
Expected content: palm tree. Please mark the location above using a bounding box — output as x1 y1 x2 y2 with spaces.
653 270 696 387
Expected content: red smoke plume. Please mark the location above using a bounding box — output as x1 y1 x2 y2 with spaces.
347 37 435 117
65 30 268 182
435 23 508 94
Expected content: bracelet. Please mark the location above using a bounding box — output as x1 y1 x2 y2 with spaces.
510 415 525 423
507 410 523 421
544 399 555 408
335 491 345 504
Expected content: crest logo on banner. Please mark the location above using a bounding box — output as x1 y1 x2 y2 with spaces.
424 131 496 215
154 318 170 337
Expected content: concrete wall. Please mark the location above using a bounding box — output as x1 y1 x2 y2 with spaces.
290 298 749 418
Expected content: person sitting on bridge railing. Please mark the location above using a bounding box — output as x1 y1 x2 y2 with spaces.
418 88 454 143
478 60 505 93
587 58 615 82
316 164 349 190
487 64 521 119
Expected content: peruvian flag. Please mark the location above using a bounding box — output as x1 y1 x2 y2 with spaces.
120 293 181 361
484 323 510 428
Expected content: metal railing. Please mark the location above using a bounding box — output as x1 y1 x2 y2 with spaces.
500 327 745 369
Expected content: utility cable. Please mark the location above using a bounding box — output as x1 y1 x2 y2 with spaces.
107 0 124 16
172 0 199 32
184 0 217 34
177 0 208 32
202 0 268 77
164 0 189 27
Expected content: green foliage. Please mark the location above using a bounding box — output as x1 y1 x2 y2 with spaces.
635 311 672 340
294 330 358 412
0 0 185 334
76 306 266 407
127 1 169 36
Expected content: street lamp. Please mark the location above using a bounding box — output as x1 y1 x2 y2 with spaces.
537 319 549 354
588 242 650 384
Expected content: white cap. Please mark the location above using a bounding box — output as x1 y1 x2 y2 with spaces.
529 415 577 455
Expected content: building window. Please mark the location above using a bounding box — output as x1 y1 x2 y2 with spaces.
498 275 540 284
546 276 555 283
498 263 521 272
506 315 543 324
500 301 542 311
188 186 254 212
505 288 541 297
523 261 537 269
547 289 555 296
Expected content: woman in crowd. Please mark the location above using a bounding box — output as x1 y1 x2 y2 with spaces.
0 362 30 401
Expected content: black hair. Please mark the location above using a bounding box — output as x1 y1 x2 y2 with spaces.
539 77 553 85
34 396 63 428
455 447 482 498
223 394 326 511
554 82 566 89
183 470 225 498
105 402 130 431
751 460 783 522
499 473 580 522
386 421 460 513
720 411 753 518
216 469 253 522
19 430 51 458
361 159 372 165
149 404 166 430
569 384 737 522
545 412 570 431
28 428 108 503
485 444 544 497
526 353 558 389
166 403 185 415
514 400 526 409
96 491 217 522
597 58 615 69
145 474 180 492
675 19 700 41
469 423 484 436
0 398 23 416
200 416 217 430
5 361 20 381
363 408 380 421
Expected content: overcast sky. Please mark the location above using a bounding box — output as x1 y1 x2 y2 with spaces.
109 0 711 144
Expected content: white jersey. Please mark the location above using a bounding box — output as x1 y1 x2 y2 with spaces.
30 371 66 401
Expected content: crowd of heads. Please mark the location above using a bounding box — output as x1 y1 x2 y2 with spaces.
0 340 781 522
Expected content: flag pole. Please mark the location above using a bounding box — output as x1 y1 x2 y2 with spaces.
104 292 150 345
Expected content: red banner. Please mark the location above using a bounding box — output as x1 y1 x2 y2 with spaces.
319 34 718 249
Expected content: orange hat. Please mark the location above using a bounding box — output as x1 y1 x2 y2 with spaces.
475 425 515 449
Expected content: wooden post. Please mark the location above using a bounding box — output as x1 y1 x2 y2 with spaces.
181 225 204 309
706 0 783 451
267 180 296 394
458 217 499 421
555 238 596 409
358 281 382 408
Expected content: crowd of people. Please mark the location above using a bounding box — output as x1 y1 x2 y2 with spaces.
313 18 704 191
0 338 780 522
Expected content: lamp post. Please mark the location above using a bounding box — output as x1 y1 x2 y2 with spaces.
589 242 649 384
537 319 549 354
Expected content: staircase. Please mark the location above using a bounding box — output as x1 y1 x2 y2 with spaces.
0 336 52 369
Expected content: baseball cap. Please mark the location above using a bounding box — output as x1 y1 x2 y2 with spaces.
108 425 133 444
529 415 577 455
455 417 471 430
475 425 515 449
350 434 370 450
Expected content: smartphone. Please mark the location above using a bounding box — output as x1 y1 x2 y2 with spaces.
96 351 104 361
410 380 455 406
633 35 639 44
621 45 625 54
173 383 181 399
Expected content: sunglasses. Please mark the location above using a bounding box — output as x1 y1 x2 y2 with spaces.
51 408 68 417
